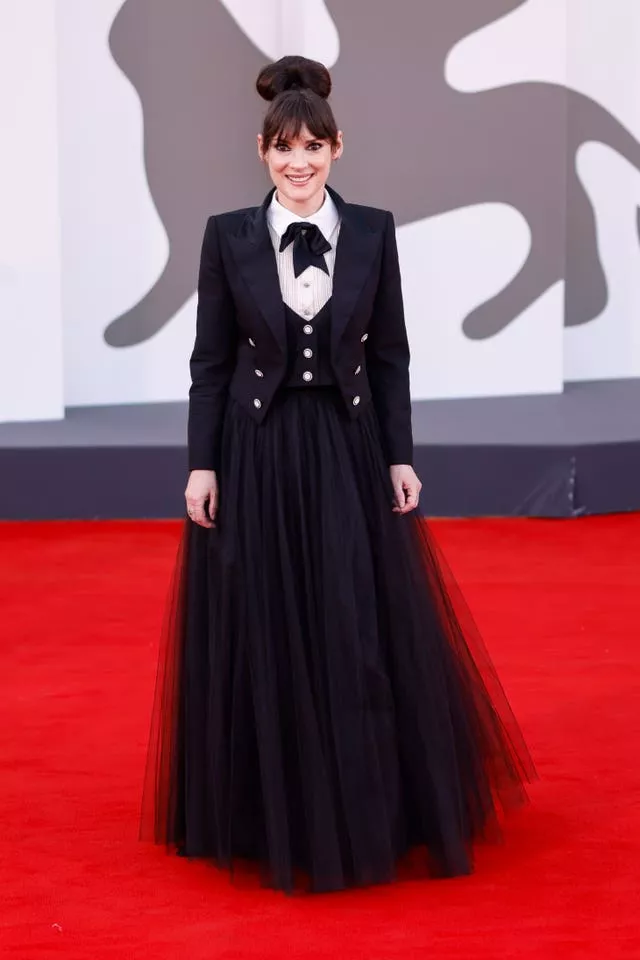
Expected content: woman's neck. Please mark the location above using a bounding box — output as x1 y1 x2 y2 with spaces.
275 188 326 219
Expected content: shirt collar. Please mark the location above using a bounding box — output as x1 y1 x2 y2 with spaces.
267 188 340 241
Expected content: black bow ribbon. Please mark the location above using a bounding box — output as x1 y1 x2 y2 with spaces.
279 222 331 278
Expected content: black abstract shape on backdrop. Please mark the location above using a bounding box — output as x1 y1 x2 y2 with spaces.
105 0 640 347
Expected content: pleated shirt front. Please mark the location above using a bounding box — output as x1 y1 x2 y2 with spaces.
266 189 341 319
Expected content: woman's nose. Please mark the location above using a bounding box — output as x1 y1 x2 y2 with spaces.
287 150 308 169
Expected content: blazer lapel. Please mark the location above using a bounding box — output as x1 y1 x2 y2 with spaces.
227 188 287 354
327 185 382 355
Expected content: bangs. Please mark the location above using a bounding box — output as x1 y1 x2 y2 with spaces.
263 90 338 148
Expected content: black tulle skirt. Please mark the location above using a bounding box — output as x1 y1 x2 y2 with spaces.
141 386 535 893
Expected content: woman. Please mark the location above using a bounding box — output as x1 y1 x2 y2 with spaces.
141 55 535 894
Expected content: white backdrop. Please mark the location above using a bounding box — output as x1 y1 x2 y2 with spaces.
1 0 640 422
0 1 64 422
449 0 640 383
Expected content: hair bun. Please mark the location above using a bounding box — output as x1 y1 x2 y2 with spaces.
256 56 331 102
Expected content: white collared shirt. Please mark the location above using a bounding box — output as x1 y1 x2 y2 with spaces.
266 189 341 319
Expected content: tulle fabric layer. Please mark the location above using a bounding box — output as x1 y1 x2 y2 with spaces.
140 386 535 893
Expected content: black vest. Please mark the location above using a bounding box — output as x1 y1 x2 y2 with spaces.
282 299 336 388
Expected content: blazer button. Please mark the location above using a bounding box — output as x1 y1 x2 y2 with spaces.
352 395 360 406
360 333 368 342
253 398 262 409
303 348 313 358
303 324 313 335
302 371 313 382
255 369 264 377
354 365 361 375
248 337 256 347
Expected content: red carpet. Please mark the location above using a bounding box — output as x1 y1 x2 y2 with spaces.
1 516 639 959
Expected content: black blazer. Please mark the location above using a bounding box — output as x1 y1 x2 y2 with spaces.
188 184 413 471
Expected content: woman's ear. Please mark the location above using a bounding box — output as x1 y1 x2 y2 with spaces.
257 133 265 162
333 130 344 161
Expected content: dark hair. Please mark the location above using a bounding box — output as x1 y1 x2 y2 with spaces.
256 56 339 150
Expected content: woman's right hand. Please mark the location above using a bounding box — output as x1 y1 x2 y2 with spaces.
185 469 218 528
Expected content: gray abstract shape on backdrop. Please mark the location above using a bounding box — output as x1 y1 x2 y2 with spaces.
105 0 640 347
105 0 268 348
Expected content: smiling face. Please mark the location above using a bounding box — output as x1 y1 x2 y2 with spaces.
258 124 343 216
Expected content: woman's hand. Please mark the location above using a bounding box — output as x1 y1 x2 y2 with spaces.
185 469 218 528
390 464 422 515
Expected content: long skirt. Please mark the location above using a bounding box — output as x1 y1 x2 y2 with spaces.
140 385 535 893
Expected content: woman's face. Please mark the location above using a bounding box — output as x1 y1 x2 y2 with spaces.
258 124 343 213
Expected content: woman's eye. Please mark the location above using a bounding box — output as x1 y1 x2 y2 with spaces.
275 143 290 152
307 142 321 151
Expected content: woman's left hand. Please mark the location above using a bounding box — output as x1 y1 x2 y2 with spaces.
390 464 422 514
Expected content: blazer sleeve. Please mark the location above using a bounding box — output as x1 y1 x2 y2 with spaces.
366 211 414 466
187 215 237 471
